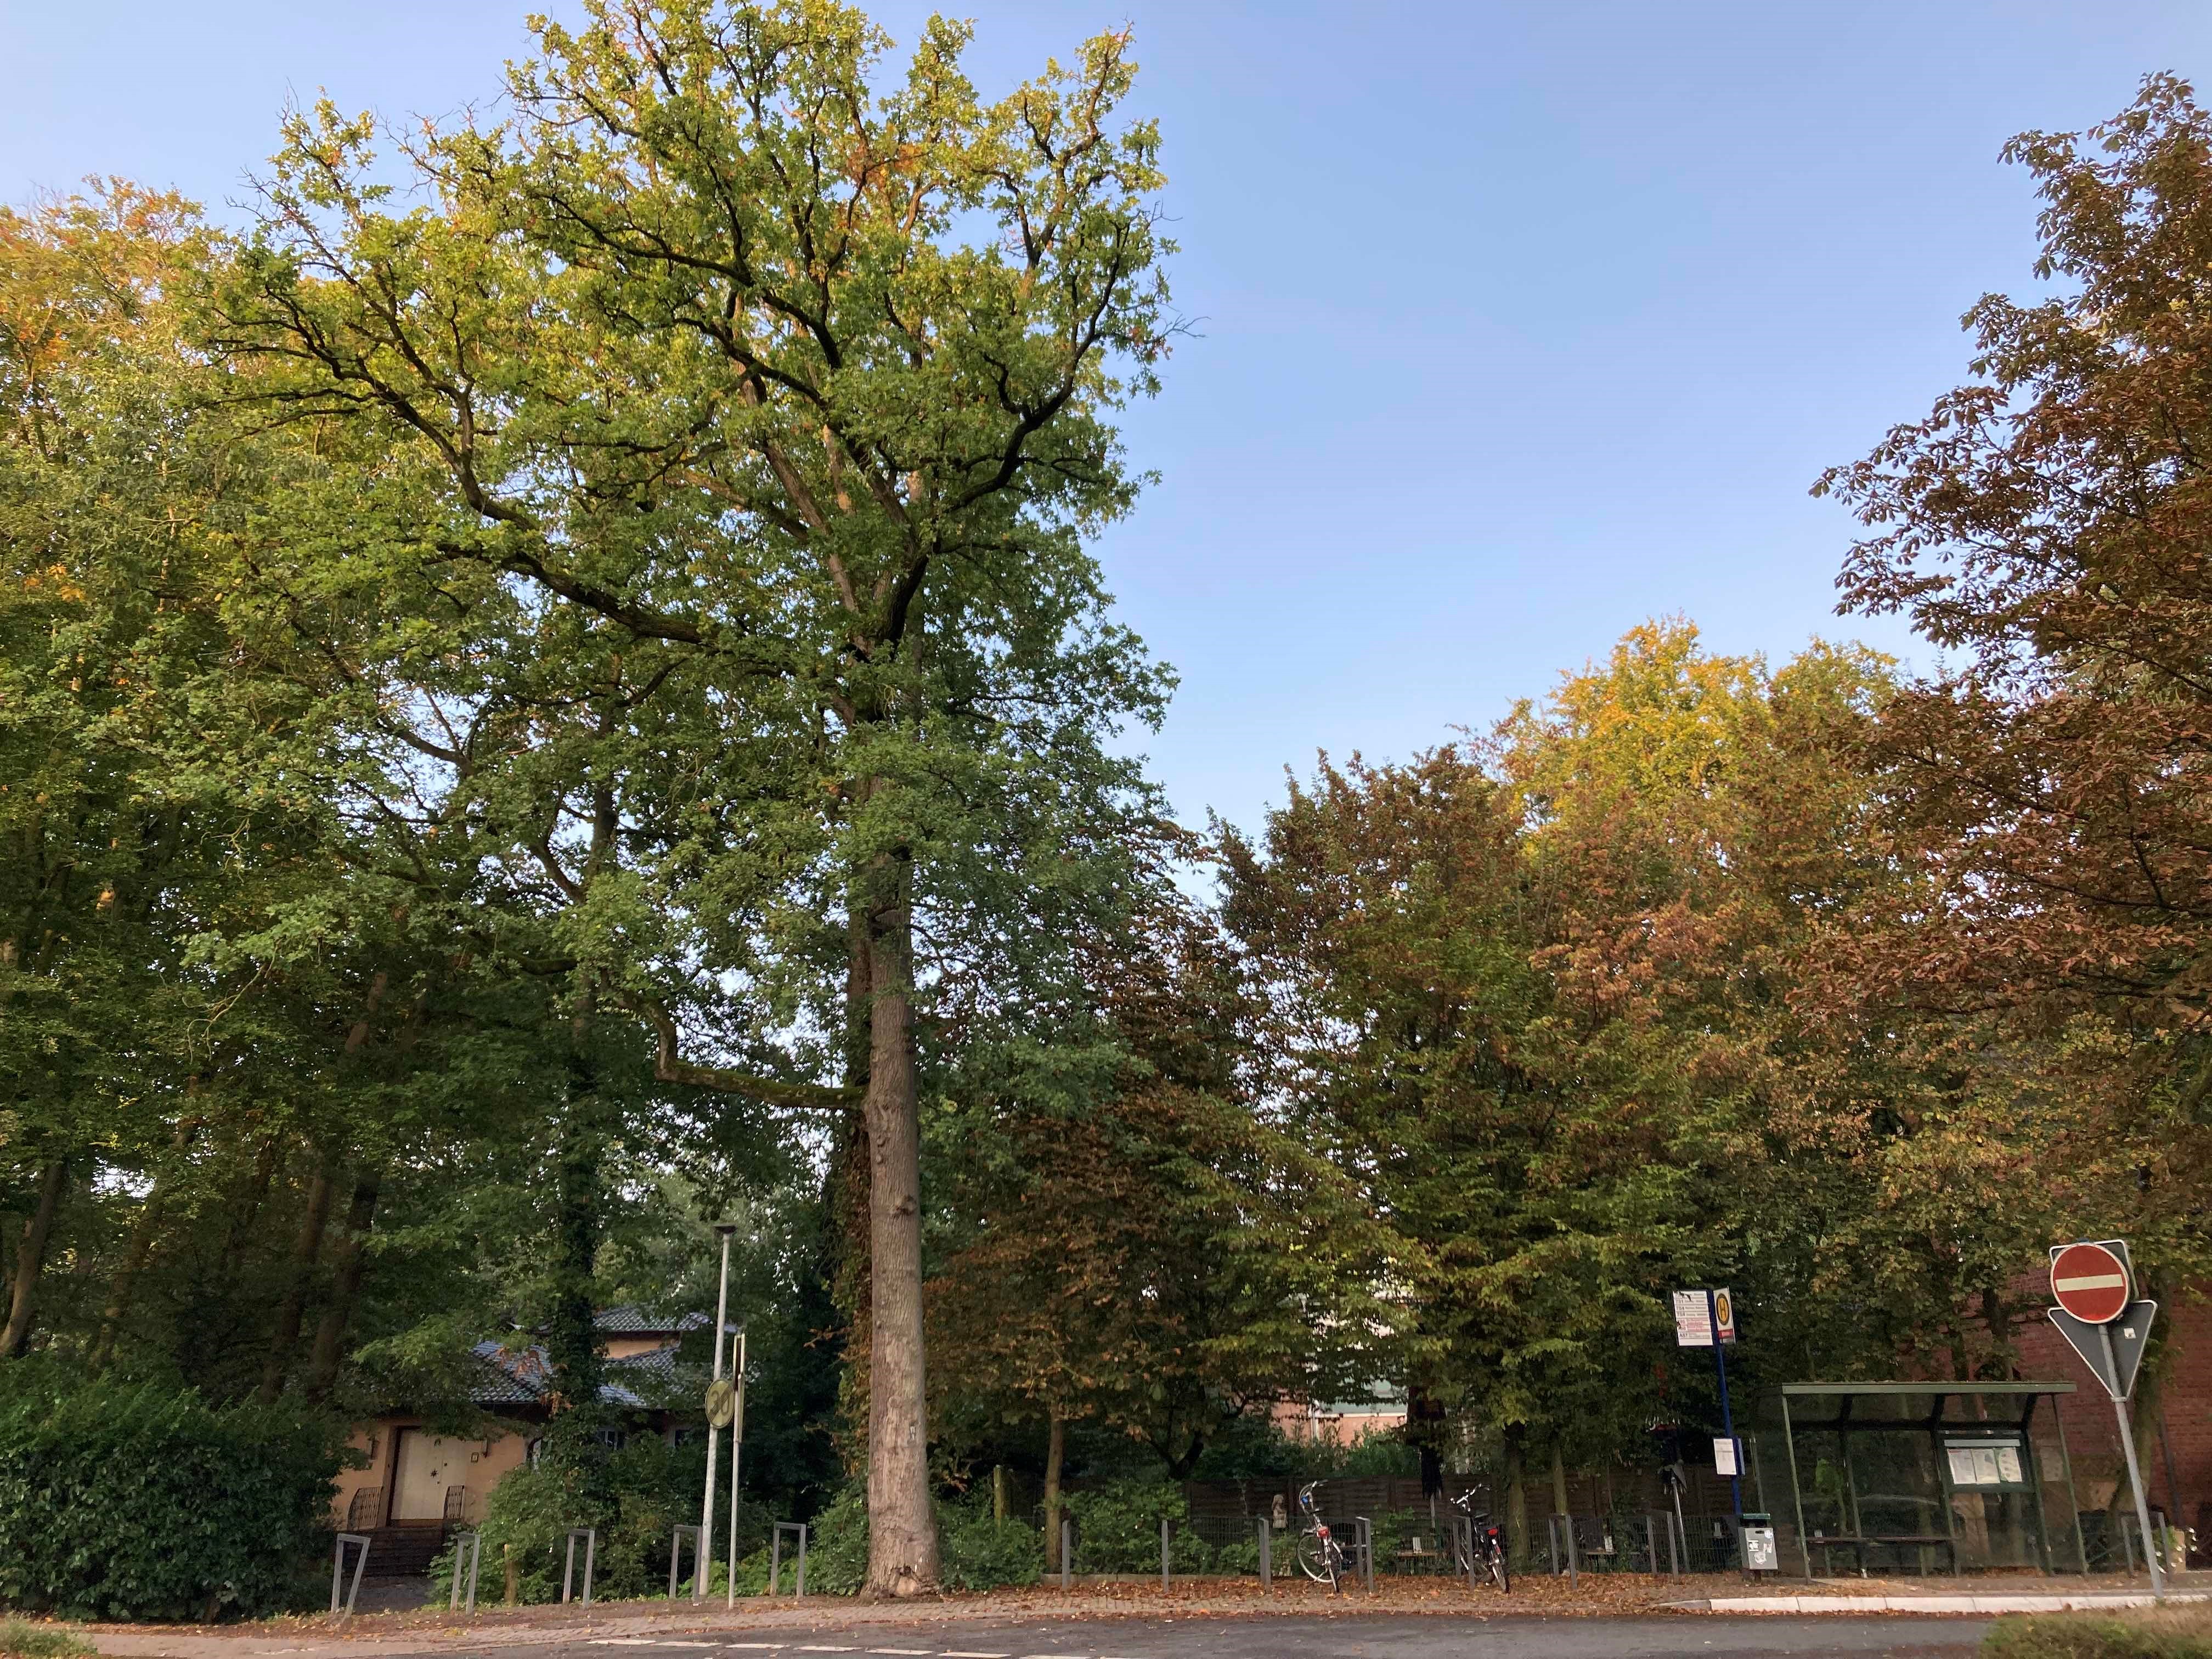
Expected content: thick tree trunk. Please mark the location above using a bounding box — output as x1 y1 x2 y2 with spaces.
861 876 938 1596
1 1159 67 1358
1043 1410 1066 1572
304 1166 382 1402
256 1152 335 1403
91 1118 203 1372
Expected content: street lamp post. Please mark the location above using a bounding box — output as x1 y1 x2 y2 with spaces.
698 1222 738 1602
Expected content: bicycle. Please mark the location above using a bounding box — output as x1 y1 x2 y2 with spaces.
1291 1481 1351 1589
1450 1489 1511 1593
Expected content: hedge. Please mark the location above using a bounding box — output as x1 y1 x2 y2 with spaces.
0 1365 343 1621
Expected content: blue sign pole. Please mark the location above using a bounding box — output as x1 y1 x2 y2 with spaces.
1710 1290 1743 1525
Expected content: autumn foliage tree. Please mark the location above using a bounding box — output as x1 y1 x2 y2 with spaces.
1815 72 2212 1306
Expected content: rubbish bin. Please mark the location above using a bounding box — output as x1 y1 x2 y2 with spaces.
1740 1513 1779 1574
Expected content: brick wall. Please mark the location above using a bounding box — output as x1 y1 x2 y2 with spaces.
2011 1282 2208 1552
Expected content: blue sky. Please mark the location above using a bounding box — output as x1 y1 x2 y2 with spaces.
8 2 2211 837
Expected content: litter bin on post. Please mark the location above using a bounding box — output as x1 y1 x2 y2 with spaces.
1740 1513 1779 1577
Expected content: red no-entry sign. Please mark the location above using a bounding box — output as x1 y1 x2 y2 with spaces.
2050 1240 2132 1324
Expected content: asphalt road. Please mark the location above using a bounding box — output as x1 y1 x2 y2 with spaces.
375 1616 1988 1659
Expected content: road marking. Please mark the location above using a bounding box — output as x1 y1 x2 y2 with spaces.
722 1647 787 1652
939 1651 1011 1657
589 1643 662 1648
867 1651 935 1655
796 1648 857 1654
659 1644 723 1649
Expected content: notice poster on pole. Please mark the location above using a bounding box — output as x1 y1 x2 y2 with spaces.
1713 1437 1741 1477
1672 1290 1713 1347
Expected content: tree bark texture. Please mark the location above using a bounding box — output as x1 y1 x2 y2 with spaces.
255 1152 335 1403
1 1159 67 1358
304 1165 383 1402
862 877 938 1595
1043 1411 1067 1573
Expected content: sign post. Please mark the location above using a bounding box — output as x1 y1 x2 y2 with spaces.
2046 1240 2163 1600
1673 1288 1743 1528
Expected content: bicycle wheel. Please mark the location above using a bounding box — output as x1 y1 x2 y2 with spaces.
1293 1530 1334 1583
1489 1547 1510 1594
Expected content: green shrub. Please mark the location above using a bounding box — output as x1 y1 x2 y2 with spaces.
0 1365 343 1621
436 1435 711 1606
1065 1476 1210 1573
939 1500 1041 1592
1 1620 94 1658
1982 1611 2212 1659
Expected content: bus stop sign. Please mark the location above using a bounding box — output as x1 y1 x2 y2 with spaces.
2050 1240 2132 1324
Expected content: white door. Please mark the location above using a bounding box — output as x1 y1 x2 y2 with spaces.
391 1430 458 1521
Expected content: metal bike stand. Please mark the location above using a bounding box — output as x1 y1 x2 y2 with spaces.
1060 1519 1073 1590
331 1533 371 1617
1257 1516 1272 1588
1355 1516 1374 1593
669 1523 703 1602
563 1527 597 1605
770 1521 808 1596
1457 1517 1475 1589
1161 1517 1172 1590
449 1531 483 1614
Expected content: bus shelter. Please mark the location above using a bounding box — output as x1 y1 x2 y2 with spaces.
1776 1381 2083 1579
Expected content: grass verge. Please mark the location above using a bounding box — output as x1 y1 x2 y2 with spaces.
1982 1605 2212 1659
0 1620 95 1659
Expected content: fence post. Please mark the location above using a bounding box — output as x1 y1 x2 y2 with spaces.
1060 1518 1073 1590
1161 1517 1171 1590
1257 1516 1271 1588
1356 1516 1373 1593
770 1525 781 1595
331 1533 371 1617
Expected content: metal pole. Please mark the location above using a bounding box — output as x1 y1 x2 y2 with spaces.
2105 1325 2166 1600
2053 1390 2087 1573
1258 1516 1271 1588
1161 1517 1171 1590
727 1327 744 1607
700 1226 733 1601
1711 1290 1742 1525
1061 1518 1073 1589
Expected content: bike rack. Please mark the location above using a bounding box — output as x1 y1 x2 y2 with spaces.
1060 1517 1073 1590
770 1520 807 1596
1354 1516 1374 1593
563 1527 597 1605
669 1523 702 1602
449 1530 483 1614
1160 1517 1171 1590
330 1533 371 1617
1547 1514 1579 1585
1257 1516 1272 1588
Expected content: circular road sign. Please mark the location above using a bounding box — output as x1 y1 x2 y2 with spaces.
704 1378 737 1429
2050 1241 2132 1324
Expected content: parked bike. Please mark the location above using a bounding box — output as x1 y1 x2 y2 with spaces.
1292 1481 1351 1589
1451 1489 1511 1592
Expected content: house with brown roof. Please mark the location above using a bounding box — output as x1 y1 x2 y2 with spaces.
331 1307 713 1574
